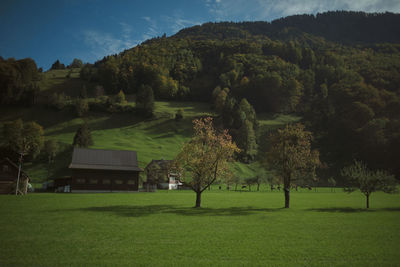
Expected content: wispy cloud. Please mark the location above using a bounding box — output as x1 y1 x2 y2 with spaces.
141 16 161 40
82 22 140 59
162 12 202 33
205 0 400 21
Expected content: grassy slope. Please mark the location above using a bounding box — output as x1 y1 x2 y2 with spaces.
37 68 83 94
0 190 399 266
0 69 300 184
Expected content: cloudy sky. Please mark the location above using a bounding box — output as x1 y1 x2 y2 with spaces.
1 0 399 69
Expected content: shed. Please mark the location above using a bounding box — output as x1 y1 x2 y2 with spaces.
145 159 181 190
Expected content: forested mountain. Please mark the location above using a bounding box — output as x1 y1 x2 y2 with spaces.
77 11 400 178
2 11 400 180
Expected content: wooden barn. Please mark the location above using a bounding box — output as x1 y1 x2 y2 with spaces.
60 148 143 193
0 158 30 195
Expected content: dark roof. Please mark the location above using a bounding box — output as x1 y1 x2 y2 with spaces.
69 148 143 172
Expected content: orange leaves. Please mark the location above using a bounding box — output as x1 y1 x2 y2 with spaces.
174 117 239 191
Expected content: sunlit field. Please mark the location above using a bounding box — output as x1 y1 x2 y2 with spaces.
1 189 399 266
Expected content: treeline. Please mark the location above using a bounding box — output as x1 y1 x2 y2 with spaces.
175 11 400 44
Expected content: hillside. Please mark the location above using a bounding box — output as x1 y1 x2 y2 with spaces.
1 11 400 185
0 84 299 185
77 11 400 178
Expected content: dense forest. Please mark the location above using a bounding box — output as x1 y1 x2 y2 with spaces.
1 11 400 181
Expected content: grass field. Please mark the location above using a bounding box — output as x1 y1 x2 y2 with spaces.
1 190 399 266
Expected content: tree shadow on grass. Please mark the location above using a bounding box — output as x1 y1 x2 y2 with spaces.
307 207 375 213
70 205 284 218
307 207 400 213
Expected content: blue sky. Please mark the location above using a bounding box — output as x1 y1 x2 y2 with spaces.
1 0 399 70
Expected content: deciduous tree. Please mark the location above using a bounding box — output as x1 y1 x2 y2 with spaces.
264 123 320 208
2 119 44 158
341 160 397 208
173 117 239 207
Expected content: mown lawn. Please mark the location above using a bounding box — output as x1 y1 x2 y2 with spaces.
0 190 399 266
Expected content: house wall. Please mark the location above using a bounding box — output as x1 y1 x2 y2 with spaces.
71 169 139 192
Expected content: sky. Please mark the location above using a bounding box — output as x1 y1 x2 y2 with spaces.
1 0 400 70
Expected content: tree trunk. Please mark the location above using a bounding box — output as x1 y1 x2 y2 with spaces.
195 191 201 208
257 183 260 191
284 188 290 208
366 193 370 209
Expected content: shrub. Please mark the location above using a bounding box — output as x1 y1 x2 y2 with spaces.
114 90 127 105
175 109 184 121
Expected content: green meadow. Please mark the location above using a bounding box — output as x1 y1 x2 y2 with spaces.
1 190 399 266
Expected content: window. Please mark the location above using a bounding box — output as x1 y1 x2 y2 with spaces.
76 178 85 184
103 179 111 184
115 180 123 185
89 179 98 184
127 180 135 185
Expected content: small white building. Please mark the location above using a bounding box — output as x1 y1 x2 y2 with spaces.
145 160 181 190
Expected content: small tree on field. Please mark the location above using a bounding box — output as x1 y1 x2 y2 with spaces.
264 123 320 208
341 160 397 208
73 122 93 147
173 117 239 207
2 119 44 194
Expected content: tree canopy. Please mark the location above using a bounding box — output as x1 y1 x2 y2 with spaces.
264 123 320 208
72 122 94 148
173 117 239 207
341 160 398 208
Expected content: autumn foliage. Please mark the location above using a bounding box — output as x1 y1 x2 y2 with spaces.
174 117 239 207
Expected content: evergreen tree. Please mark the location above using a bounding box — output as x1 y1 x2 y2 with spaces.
237 119 258 162
72 122 93 147
50 59 65 70
136 85 154 116
114 90 127 104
